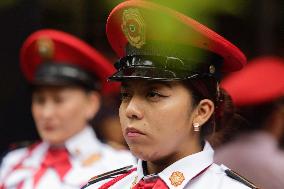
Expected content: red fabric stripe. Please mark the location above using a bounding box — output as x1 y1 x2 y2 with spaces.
98 168 137 189
132 177 169 189
16 181 25 189
0 142 40 189
33 147 71 187
192 163 212 180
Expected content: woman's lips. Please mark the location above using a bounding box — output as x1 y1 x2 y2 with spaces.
125 127 145 137
42 124 56 132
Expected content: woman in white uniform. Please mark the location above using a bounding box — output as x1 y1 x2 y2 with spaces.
215 56 284 189
82 1 258 189
0 29 135 189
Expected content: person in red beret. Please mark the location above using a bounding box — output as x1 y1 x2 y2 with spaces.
82 1 257 189
215 56 284 189
0 29 135 189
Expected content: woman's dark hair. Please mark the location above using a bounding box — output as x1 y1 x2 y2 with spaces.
182 77 221 138
182 77 244 144
212 96 284 147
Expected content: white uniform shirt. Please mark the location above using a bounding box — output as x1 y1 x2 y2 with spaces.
0 126 136 189
84 142 252 189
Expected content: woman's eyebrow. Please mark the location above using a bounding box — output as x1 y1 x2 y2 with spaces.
148 81 173 89
121 83 129 89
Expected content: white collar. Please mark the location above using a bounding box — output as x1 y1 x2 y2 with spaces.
64 126 103 161
136 141 214 189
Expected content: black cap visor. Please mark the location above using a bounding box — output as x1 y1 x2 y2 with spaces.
109 55 215 82
109 66 202 81
32 62 100 90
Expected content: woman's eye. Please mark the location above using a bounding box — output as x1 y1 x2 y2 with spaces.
32 95 45 104
54 96 64 104
146 91 166 101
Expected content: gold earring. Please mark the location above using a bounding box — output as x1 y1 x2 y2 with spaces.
193 123 200 132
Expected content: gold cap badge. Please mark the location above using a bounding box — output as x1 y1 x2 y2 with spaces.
169 171 185 187
121 8 146 49
36 37 54 60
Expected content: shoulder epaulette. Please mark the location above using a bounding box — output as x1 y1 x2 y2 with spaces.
81 165 134 189
1 141 40 164
9 140 38 151
225 169 259 189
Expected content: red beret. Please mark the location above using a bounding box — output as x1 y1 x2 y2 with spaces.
106 0 246 77
20 29 119 94
221 56 284 106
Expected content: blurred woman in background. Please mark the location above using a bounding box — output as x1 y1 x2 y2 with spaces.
0 29 135 189
215 56 284 189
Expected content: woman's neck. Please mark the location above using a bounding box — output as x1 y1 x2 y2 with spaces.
145 140 203 175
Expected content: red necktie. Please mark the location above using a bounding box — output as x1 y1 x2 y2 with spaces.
132 176 169 189
33 147 72 187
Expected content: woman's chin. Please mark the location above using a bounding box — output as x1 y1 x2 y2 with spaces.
42 136 65 146
130 147 161 162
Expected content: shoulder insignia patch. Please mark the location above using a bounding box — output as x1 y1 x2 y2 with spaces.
225 169 259 189
81 165 134 189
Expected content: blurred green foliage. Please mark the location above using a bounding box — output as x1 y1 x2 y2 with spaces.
105 0 251 28
0 0 20 9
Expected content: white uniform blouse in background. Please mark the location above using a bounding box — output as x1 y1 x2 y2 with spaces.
215 131 284 189
85 142 251 189
0 126 136 189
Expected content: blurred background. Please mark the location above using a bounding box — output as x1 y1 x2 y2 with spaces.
0 0 284 154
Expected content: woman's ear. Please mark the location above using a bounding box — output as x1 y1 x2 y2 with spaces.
85 91 101 120
192 99 215 127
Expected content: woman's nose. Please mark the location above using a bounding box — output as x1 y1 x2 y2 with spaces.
39 102 56 119
124 96 144 120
